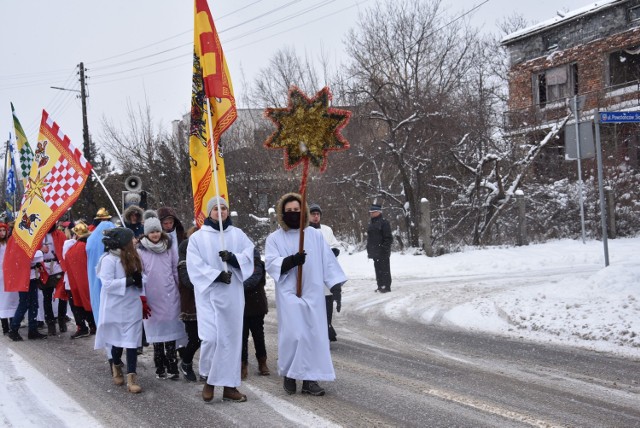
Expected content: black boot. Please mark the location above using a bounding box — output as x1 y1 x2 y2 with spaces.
1 318 9 335
167 359 179 380
47 322 57 336
28 330 47 340
301 380 325 396
8 330 23 341
58 317 67 333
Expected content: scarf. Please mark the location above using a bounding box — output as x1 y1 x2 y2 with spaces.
204 216 232 231
140 236 168 254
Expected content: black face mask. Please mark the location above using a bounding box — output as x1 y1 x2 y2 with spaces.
283 211 301 229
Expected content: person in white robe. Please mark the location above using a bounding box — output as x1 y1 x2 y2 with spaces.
265 193 347 397
95 227 147 394
187 196 254 403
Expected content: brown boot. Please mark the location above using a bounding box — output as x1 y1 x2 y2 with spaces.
223 387 247 402
241 361 248 380
112 363 124 386
127 373 142 393
202 383 214 402
257 356 270 376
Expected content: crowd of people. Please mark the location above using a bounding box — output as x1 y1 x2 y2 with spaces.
0 192 388 403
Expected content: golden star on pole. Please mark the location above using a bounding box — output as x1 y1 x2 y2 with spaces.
264 86 351 172
24 170 49 204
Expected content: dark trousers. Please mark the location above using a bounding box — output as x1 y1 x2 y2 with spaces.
67 291 96 330
1 318 10 334
42 287 67 325
242 315 267 362
10 279 39 332
373 257 392 290
153 341 178 374
178 320 201 365
111 346 138 374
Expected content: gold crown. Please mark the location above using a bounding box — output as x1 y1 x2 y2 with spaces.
72 222 90 237
94 207 111 219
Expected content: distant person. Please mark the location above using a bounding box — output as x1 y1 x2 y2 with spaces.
366 204 393 293
241 248 270 380
157 206 185 261
308 203 342 342
123 205 145 238
187 196 254 403
0 223 18 335
8 250 47 341
265 193 346 397
64 222 96 338
40 223 68 335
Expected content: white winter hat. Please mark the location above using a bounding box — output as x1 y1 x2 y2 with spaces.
206 196 229 216
144 217 162 235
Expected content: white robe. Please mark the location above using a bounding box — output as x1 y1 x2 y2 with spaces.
94 253 145 350
265 226 347 381
186 224 254 387
0 243 18 318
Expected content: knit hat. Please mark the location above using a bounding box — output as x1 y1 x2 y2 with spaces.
309 203 322 214
143 209 158 221
102 227 134 250
369 204 382 212
144 217 162 235
94 207 112 220
206 196 228 216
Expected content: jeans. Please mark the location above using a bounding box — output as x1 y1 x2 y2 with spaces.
10 279 39 332
111 346 138 374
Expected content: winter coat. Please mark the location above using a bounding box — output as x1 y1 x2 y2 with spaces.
177 237 196 321
123 205 145 238
64 237 92 312
157 206 186 245
137 236 186 344
243 248 268 318
366 215 392 259
94 252 145 350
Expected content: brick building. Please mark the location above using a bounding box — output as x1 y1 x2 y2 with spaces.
502 0 640 174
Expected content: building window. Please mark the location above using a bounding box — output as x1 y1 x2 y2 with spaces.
534 63 578 106
609 46 640 86
629 6 640 21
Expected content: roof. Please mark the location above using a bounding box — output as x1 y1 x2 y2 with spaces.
501 0 624 45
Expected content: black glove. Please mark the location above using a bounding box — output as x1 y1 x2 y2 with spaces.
280 251 307 274
331 283 342 312
331 248 340 257
215 271 232 284
126 276 136 287
219 250 239 268
132 271 143 288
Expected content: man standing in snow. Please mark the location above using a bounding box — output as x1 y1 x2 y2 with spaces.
366 204 393 293
265 193 347 397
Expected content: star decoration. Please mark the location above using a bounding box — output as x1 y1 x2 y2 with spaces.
264 86 351 172
24 170 50 205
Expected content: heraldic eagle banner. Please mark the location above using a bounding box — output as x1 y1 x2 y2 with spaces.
189 0 237 227
3 110 92 292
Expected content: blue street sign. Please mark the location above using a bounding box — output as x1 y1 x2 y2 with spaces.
599 111 640 123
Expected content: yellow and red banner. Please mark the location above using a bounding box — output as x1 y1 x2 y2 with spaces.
189 0 237 226
3 110 92 292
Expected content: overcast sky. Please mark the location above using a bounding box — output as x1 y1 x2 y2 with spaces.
0 0 590 154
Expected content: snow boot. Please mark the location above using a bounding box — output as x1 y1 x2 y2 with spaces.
112 363 125 386
8 330 23 341
202 383 214 402
28 330 47 340
241 361 248 380
127 373 142 393
222 387 247 402
301 380 325 396
257 356 270 376
70 326 90 339
283 377 296 395
58 318 67 333
47 322 57 336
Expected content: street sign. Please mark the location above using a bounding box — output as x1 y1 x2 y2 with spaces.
599 111 640 123
565 120 595 160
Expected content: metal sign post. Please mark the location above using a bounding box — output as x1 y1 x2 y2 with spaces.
593 111 609 267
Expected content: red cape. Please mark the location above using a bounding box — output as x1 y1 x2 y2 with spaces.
64 240 91 311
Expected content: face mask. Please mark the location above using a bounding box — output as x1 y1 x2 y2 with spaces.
283 211 301 229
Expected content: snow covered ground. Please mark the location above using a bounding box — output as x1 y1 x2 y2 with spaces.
1 236 637 427
335 236 640 359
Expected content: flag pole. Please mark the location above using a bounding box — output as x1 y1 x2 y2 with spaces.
206 98 228 271
90 169 124 225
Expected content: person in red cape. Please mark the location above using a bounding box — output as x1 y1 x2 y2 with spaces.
64 222 96 338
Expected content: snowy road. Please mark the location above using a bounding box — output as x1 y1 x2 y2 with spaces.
2 307 639 427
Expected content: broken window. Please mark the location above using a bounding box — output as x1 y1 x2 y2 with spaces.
609 46 640 86
534 63 578 106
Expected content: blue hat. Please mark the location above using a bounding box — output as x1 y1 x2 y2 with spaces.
369 204 382 212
